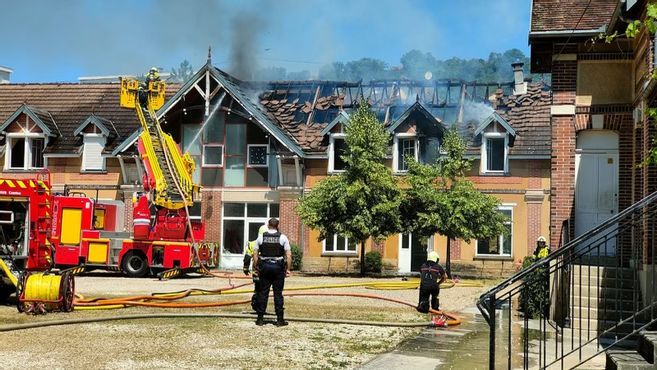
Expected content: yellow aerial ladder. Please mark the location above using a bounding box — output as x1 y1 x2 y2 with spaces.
119 77 199 209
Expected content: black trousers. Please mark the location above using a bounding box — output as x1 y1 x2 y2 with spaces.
256 260 286 316
251 280 260 311
418 285 440 311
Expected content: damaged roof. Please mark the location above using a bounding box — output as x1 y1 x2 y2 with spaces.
0 83 178 155
254 78 515 154
499 83 552 156
531 0 617 33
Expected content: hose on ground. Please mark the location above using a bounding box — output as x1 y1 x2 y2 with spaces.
0 312 435 333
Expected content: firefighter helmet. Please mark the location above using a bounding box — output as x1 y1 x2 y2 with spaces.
428 251 439 263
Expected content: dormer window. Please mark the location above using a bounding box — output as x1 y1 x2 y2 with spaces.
328 133 347 173
474 113 515 175
74 115 115 173
393 134 418 173
7 135 45 170
481 133 508 173
81 134 106 172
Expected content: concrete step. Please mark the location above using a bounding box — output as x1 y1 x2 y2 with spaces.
572 296 637 310
570 265 635 279
569 275 637 289
638 331 657 364
569 284 636 300
605 349 653 370
571 306 638 321
569 318 646 334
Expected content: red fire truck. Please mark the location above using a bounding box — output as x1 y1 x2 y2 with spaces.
47 74 217 277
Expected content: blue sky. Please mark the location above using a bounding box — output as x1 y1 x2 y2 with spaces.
1 0 531 82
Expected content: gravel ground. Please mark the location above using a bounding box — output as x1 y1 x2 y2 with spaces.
0 272 493 369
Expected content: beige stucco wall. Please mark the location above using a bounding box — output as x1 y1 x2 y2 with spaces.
576 61 634 105
302 157 551 275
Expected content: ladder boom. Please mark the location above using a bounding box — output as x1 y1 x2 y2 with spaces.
120 78 199 209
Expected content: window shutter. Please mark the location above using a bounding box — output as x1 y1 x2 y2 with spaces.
83 135 106 171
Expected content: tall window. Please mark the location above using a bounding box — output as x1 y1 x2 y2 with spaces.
328 134 347 172
323 234 357 254
482 133 507 173
222 202 279 255
7 136 45 170
476 207 512 256
225 124 246 186
394 134 418 172
182 124 202 183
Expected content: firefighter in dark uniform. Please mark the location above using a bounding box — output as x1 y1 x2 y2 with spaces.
253 218 292 326
138 67 160 107
417 251 447 313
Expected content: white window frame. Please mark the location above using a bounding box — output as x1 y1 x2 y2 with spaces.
393 133 419 173
328 133 346 173
247 144 269 168
202 144 224 168
475 206 513 257
322 234 357 254
221 202 280 256
5 133 47 171
480 132 509 174
81 133 107 172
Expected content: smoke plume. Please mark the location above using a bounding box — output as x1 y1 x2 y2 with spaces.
229 11 268 80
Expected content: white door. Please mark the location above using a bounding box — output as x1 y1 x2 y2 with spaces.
398 233 432 273
575 131 619 256
398 234 411 273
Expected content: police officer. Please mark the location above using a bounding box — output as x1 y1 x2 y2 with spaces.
253 218 291 326
243 224 268 311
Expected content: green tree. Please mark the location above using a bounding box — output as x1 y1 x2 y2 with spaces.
400 129 508 276
170 60 194 82
297 104 401 275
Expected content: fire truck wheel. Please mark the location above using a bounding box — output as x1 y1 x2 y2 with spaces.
122 252 149 278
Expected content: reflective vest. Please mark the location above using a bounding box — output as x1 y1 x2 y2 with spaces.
245 241 256 257
259 232 284 258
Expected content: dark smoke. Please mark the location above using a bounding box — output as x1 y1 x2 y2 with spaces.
229 11 268 80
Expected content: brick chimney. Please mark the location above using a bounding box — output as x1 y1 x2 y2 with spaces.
512 61 526 95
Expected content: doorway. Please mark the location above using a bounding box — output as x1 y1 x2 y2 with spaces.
574 130 618 256
398 233 431 273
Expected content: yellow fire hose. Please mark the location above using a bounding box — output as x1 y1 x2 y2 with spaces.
68 278 479 328
24 274 62 302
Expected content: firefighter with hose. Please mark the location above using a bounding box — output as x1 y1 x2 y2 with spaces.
243 224 268 311
417 251 448 327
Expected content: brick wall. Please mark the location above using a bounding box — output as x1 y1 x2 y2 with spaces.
121 189 134 231
279 191 302 246
449 238 461 260
550 115 576 248
201 190 222 243
550 47 578 248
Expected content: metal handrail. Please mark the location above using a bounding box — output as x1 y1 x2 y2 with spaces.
479 190 657 304
477 189 657 369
